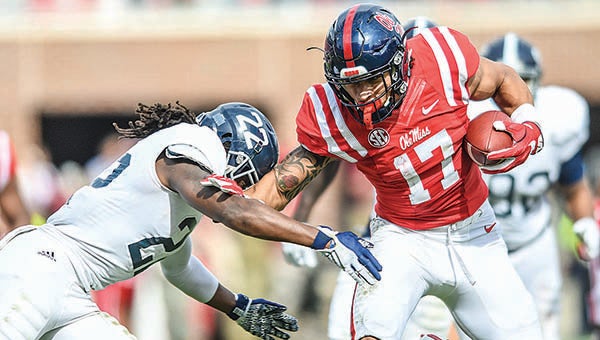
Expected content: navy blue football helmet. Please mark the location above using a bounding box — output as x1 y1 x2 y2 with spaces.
196 102 279 189
323 3 408 129
402 16 437 40
480 33 542 97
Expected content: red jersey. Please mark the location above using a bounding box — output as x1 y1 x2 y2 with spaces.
0 130 17 192
296 27 488 230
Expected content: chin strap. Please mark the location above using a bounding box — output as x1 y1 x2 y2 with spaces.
363 107 374 130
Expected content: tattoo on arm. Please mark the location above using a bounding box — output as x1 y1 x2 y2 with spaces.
273 147 333 202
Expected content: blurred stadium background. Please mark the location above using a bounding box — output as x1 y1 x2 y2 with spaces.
1 0 599 339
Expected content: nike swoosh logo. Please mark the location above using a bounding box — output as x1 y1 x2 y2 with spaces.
484 222 496 233
421 99 439 115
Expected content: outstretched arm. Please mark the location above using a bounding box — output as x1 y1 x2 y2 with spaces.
156 152 382 286
245 145 336 211
161 240 298 339
293 159 341 222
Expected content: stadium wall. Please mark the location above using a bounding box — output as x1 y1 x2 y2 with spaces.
0 1 598 153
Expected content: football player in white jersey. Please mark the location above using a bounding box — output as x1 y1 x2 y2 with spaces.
465 33 599 340
0 102 382 340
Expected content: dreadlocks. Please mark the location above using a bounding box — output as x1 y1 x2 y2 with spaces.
114 101 197 139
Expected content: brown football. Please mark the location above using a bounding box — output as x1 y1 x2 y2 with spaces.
464 110 513 167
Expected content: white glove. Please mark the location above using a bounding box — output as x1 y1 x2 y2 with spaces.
281 242 318 268
311 226 382 286
573 217 600 261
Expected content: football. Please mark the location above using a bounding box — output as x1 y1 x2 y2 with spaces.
464 110 513 167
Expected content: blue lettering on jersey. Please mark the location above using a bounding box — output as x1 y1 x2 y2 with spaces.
129 216 197 275
92 153 132 188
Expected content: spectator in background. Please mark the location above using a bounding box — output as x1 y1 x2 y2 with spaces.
16 143 66 222
0 130 31 237
85 132 138 180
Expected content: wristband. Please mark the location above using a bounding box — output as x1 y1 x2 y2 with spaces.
511 103 541 125
311 226 333 249
227 293 250 320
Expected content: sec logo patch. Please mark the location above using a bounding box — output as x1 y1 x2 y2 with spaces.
368 128 390 148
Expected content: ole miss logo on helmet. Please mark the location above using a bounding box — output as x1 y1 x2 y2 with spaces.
374 13 403 34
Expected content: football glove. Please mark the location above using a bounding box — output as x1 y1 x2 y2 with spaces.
281 242 318 268
228 293 298 340
311 225 382 286
483 120 543 174
573 217 600 261
200 174 245 196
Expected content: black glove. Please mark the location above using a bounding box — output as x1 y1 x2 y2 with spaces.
227 293 299 340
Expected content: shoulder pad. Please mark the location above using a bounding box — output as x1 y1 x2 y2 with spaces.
165 143 216 175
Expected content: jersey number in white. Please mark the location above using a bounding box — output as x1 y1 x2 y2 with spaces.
237 111 271 149
394 130 459 205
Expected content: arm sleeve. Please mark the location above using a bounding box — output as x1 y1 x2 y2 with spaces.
559 151 585 186
160 238 219 303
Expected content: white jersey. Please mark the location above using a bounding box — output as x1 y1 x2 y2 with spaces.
41 123 226 291
467 86 589 250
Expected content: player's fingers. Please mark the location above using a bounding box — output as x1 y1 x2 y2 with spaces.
487 147 518 160
355 255 382 281
357 247 383 271
352 264 378 285
273 313 299 331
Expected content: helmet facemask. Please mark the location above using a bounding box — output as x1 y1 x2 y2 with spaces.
224 149 261 190
327 50 408 129
323 4 409 129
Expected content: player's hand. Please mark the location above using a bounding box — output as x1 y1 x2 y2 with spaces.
482 120 543 174
200 174 245 196
573 217 600 261
228 293 298 340
311 225 382 286
281 242 318 268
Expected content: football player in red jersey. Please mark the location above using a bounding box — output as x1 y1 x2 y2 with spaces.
246 3 545 339
0 130 31 238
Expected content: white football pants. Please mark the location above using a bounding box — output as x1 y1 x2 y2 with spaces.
350 200 543 340
0 226 135 340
